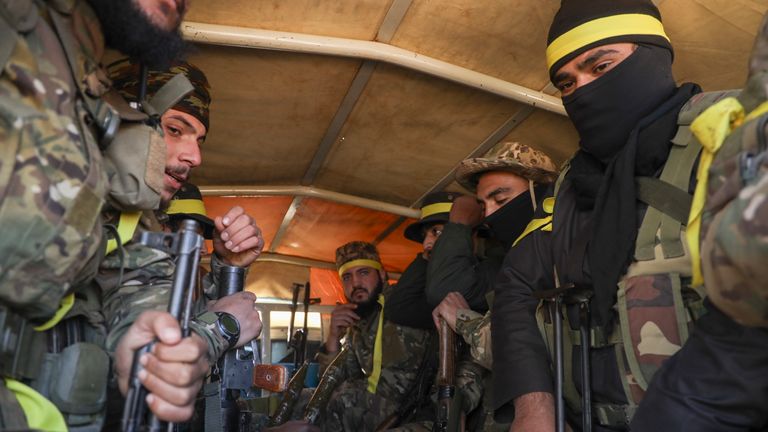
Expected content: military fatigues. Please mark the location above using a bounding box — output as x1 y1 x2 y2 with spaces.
301 285 435 432
98 210 230 429
455 310 491 371
0 0 116 428
98 210 228 358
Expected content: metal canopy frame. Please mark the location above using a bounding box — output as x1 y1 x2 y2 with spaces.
186 5 564 270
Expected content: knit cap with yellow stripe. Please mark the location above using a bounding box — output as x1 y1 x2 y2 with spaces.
546 0 672 79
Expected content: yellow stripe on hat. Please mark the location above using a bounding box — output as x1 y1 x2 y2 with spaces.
338 259 383 277
167 199 208 216
546 14 670 71
421 202 452 219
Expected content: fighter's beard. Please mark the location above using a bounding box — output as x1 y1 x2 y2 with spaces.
88 0 190 68
351 279 384 320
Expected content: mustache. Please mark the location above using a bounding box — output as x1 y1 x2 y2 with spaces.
166 164 190 182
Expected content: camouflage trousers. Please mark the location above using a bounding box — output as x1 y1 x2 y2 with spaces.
288 380 400 431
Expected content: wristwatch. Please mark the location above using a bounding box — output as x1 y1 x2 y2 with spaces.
198 311 241 350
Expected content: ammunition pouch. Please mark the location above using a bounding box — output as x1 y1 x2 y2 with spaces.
42 342 109 430
0 303 110 430
0 306 46 380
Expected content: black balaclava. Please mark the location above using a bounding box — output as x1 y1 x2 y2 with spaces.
562 45 676 164
546 0 701 326
483 184 547 250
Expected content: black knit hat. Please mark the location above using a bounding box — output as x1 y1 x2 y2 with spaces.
167 183 215 239
546 0 672 79
404 191 462 243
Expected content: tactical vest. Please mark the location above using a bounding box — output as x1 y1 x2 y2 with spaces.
531 90 739 428
0 0 189 429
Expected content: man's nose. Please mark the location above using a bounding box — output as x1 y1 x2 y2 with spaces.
179 141 201 168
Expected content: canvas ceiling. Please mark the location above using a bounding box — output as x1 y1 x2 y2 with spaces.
183 0 768 299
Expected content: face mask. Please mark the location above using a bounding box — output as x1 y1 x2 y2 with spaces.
562 45 676 164
483 191 534 249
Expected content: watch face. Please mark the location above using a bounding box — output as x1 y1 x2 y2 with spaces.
218 313 239 335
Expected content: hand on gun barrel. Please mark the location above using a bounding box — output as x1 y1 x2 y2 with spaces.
120 219 204 431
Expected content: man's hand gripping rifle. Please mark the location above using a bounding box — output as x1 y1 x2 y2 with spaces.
122 219 204 432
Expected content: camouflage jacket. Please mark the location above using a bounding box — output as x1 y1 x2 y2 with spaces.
98 210 229 362
455 309 492 371
317 286 436 403
0 0 110 322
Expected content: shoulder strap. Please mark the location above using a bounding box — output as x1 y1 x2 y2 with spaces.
105 211 141 255
634 176 692 224
145 73 194 117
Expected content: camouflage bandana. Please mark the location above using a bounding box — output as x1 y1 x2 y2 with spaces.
108 59 211 131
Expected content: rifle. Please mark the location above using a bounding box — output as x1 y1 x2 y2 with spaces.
204 265 289 431
534 283 594 432
299 282 310 365
282 282 305 372
122 219 203 432
433 318 456 432
268 360 310 427
302 345 349 425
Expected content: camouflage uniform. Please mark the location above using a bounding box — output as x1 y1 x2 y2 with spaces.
299 283 434 432
290 242 436 432
455 309 491 371
0 0 121 428
98 210 229 358
0 0 109 321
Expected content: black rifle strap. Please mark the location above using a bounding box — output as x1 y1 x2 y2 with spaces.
204 381 224 432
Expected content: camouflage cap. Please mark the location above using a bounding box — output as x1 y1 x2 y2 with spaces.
108 59 212 132
455 142 558 192
335 241 383 276
167 183 215 239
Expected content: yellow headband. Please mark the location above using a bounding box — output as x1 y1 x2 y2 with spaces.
167 199 208 217
546 14 670 71
420 202 452 219
338 259 383 277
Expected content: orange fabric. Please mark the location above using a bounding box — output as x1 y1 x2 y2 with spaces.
310 268 347 305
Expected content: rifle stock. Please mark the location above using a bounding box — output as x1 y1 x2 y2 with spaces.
302 345 349 425
434 318 456 432
253 364 289 393
268 360 310 426
122 219 203 432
